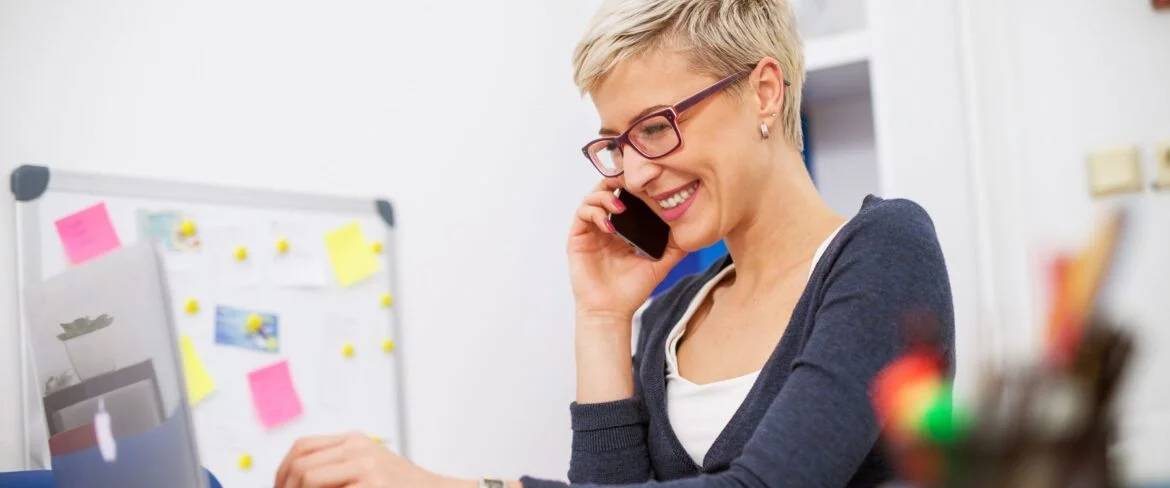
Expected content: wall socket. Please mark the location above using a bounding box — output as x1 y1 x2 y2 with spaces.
1154 141 1170 191
1087 145 1143 197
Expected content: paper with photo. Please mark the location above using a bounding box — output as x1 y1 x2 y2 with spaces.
269 222 330 287
247 359 304 430
324 222 380 287
178 335 216 405
55 202 122 265
139 210 201 252
214 305 280 353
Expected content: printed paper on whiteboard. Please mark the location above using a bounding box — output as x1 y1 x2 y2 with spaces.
139 210 201 253
269 221 330 288
318 313 362 414
204 225 265 287
215 305 280 353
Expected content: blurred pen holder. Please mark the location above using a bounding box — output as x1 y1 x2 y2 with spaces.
890 323 1135 488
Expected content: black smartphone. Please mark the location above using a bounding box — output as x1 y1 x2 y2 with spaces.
609 188 670 260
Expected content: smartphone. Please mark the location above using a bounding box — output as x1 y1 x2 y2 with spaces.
609 188 670 260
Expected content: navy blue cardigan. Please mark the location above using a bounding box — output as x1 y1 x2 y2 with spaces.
522 195 956 487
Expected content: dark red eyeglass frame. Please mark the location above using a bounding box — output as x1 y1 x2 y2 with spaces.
581 71 791 177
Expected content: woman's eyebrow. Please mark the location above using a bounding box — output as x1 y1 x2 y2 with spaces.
599 104 671 135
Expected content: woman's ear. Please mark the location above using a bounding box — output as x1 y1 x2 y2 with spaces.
752 58 785 121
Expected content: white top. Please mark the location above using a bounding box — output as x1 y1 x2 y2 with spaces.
662 225 844 466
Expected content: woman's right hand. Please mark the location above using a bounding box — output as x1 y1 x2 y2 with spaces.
567 178 686 326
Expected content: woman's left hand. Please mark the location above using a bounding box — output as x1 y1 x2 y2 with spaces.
274 432 464 488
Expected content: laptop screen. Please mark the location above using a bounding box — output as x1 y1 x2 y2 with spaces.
22 242 205 488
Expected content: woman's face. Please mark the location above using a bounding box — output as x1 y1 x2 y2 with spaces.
589 51 776 252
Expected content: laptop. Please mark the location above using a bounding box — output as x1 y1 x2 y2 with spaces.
22 241 206 488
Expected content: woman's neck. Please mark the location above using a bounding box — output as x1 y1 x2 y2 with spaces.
722 153 846 293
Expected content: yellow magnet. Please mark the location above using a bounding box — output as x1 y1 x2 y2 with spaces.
371 240 383 253
184 299 199 315
246 314 263 333
178 219 197 237
267 337 278 351
342 343 355 358
380 293 393 308
382 339 395 354
238 453 253 470
234 246 249 261
276 238 290 254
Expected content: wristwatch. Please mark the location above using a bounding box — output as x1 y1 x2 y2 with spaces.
478 479 505 488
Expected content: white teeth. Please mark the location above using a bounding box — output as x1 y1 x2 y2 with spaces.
657 182 698 209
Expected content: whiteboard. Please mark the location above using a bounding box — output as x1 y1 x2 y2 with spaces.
11 165 408 487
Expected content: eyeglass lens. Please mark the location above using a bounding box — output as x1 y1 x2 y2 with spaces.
587 114 680 175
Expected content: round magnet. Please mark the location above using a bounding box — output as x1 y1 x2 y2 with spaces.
179 220 197 237
238 454 252 470
246 314 263 333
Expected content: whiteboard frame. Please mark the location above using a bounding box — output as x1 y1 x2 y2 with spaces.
10 165 410 469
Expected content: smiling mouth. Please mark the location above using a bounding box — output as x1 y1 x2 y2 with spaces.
656 181 699 209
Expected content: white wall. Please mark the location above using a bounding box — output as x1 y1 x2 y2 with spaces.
866 0 985 400
960 0 1170 481
0 1 602 479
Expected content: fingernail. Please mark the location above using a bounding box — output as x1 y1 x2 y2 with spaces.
613 198 626 211
606 221 616 233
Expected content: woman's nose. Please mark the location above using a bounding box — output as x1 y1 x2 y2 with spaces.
620 151 661 194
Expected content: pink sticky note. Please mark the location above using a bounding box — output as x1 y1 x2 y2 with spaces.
54 203 122 265
247 360 304 430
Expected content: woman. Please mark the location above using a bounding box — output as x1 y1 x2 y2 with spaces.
275 0 955 486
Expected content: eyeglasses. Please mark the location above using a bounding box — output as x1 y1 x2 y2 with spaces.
581 71 789 177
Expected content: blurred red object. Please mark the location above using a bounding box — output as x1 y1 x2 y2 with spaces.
872 348 945 439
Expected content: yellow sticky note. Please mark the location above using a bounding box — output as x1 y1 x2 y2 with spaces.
324 222 381 287
179 335 216 405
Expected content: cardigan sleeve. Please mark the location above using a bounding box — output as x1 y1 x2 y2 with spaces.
521 199 954 488
563 301 655 484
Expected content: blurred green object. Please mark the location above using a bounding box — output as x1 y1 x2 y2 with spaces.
919 387 970 445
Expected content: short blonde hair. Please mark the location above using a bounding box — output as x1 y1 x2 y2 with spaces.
573 0 805 150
